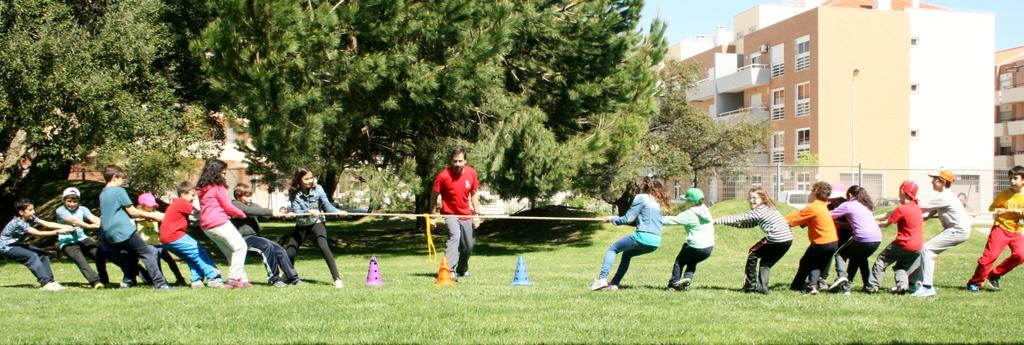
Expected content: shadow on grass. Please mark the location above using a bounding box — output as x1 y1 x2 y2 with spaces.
257 206 605 259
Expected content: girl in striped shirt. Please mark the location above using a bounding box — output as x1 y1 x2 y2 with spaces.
716 188 793 294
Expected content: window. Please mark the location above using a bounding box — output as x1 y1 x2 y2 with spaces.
795 35 811 71
750 53 763 65
911 37 919 47
910 129 919 139
795 128 811 157
795 82 811 116
911 83 919 93
771 88 785 120
770 44 785 78
999 105 1013 122
751 175 763 188
771 131 785 163
796 172 811 191
1001 73 1014 90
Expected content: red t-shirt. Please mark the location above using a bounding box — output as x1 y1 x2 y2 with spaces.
160 198 194 244
432 166 478 217
889 202 924 251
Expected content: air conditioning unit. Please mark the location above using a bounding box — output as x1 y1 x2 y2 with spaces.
759 44 769 53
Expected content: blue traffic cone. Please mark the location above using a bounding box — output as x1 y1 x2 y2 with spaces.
511 255 533 286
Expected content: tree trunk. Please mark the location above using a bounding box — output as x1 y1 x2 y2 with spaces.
0 130 29 189
320 167 340 206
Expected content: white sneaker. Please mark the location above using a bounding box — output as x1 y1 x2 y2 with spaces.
191 281 206 289
828 276 849 291
334 279 345 288
207 280 226 289
590 278 609 291
40 282 63 291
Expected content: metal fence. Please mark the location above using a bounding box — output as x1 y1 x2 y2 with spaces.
678 164 1005 214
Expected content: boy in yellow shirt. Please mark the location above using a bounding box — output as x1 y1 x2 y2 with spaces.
968 166 1024 291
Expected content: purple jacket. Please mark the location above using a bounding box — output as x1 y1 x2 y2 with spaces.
830 200 882 243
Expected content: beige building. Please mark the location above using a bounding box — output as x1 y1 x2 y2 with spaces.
994 46 1024 171
672 0 995 210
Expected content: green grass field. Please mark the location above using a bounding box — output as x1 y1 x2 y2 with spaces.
1 201 1021 344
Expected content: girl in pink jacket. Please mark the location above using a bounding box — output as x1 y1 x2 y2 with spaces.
197 159 251 289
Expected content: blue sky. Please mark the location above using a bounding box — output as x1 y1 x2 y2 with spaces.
640 0 1024 51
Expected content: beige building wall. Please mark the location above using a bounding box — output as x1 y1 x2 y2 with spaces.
817 6 911 198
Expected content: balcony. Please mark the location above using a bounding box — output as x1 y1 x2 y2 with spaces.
998 83 1024 105
716 106 769 122
686 77 715 101
717 64 770 93
996 119 1024 137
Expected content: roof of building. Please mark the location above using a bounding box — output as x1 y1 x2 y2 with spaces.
822 0 943 11
996 46 1024 66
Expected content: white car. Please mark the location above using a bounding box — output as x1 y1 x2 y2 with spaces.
778 190 810 209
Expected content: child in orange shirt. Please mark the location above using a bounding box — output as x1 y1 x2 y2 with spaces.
786 181 839 294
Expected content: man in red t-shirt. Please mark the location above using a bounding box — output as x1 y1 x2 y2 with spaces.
429 147 480 278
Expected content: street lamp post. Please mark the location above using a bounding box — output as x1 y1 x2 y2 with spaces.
851 69 859 186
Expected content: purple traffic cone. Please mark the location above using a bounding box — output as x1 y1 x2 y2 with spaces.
365 256 383 286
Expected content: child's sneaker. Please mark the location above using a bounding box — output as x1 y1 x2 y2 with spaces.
679 278 692 291
607 284 619 291
207 280 226 289
863 286 879 294
225 278 250 289
272 280 289 288
590 278 609 291
92 282 105 289
40 282 64 291
967 283 980 292
118 281 133 289
827 276 848 291
290 279 309 286
988 278 1001 290
190 281 206 289
334 279 345 288
911 286 936 297
890 285 909 295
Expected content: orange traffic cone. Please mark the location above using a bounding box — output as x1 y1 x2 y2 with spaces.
435 257 455 286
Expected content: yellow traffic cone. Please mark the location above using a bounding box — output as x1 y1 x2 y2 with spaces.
435 257 455 286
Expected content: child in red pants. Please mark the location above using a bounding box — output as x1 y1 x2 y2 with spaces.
968 165 1024 291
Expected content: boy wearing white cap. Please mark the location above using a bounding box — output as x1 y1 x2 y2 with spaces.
909 169 971 297
54 187 108 288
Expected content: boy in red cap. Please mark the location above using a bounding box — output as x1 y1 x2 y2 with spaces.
909 169 971 297
867 181 924 293
967 165 1024 291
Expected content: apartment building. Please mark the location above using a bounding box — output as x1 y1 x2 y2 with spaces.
994 46 1024 172
672 0 994 210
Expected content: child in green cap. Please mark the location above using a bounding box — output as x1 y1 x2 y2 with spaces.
662 187 714 291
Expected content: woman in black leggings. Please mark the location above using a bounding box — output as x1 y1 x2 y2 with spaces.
286 168 347 288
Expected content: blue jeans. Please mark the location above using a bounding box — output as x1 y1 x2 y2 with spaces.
164 234 222 283
600 235 657 284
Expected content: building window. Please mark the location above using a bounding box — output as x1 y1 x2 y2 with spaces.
770 44 785 78
771 131 785 163
796 172 811 191
795 82 811 116
911 83 919 93
771 88 785 121
911 37 919 47
910 129 919 139
795 128 810 157
1001 73 1014 90
751 175 763 188
795 35 811 71
750 52 763 65
999 105 1013 122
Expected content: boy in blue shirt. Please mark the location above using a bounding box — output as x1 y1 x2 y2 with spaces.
55 187 108 288
1 199 75 291
98 165 169 289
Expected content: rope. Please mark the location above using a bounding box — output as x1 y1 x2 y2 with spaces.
423 214 437 263
287 212 608 222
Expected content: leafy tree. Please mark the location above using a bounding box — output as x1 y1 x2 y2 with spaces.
641 60 772 186
0 0 215 214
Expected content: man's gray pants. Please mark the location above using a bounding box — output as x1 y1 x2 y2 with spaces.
909 228 970 286
445 217 475 275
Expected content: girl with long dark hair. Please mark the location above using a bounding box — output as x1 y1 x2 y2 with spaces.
591 177 672 291
827 185 882 293
196 159 251 288
287 168 346 288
